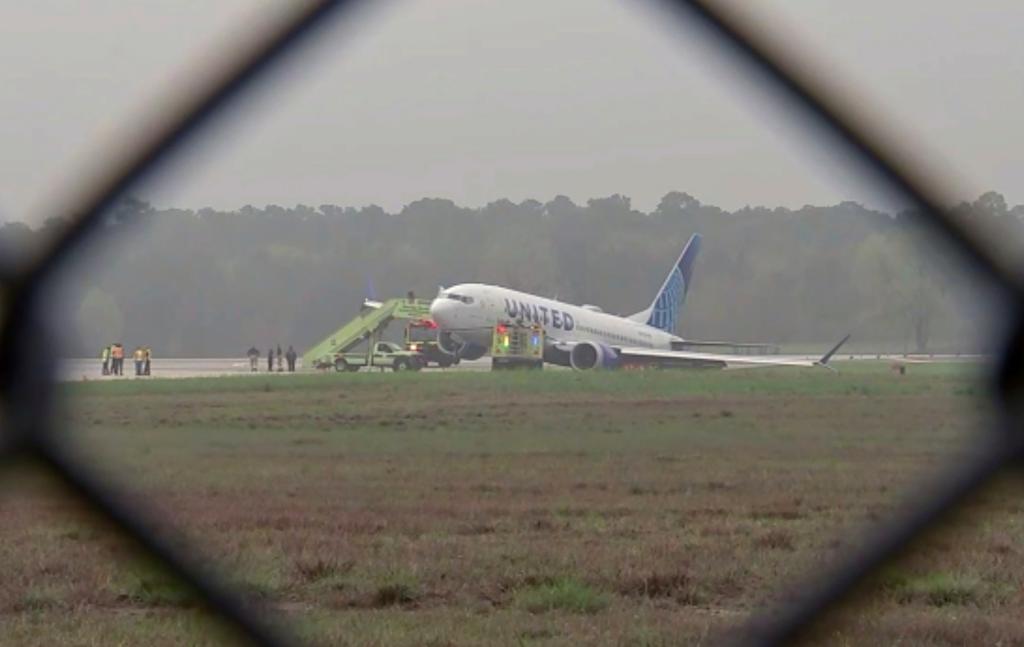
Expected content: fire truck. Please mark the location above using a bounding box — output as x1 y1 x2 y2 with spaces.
490 321 544 370
404 319 457 368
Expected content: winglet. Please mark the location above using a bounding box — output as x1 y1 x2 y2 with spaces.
816 334 851 368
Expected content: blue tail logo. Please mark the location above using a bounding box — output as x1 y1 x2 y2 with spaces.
643 234 701 333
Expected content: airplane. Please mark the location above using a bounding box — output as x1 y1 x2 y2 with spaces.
428 233 849 370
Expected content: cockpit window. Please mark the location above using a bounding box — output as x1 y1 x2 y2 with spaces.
445 293 474 304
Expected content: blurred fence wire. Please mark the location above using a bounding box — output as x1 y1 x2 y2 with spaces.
1 0 1018 644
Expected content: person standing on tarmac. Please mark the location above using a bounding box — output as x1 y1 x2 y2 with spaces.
285 345 297 372
144 347 152 376
101 345 110 376
133 346 145 376
247 346 260 372
111 343 124 376
276 344 284 372
267 346 274 373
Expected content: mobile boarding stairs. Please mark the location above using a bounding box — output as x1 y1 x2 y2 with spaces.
302 298 433 370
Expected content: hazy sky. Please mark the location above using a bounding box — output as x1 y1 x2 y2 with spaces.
1 1 1022 222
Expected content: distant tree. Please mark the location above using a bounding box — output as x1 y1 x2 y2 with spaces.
361 204 386 219
519 199 544 215
0 220 34 247
543 195 579 219
973 191 1009 219
655 191 701 216
106 196 154 227
586 194 634 219
0 189 993 356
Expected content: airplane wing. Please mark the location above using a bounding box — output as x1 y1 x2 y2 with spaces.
669 339 780 354
554 335 850 370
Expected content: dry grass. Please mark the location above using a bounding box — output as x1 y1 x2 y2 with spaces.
1 363 1019 645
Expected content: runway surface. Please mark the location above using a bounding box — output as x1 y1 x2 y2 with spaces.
58 357 493 381
57 354 984 382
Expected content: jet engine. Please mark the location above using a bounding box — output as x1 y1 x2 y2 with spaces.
437 330 461 355
569 341 620 370
437 331 487 361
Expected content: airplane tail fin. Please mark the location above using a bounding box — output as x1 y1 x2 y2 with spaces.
629 233 702 333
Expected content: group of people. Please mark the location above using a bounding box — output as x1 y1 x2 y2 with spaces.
247 345 298 373
101 344 152 376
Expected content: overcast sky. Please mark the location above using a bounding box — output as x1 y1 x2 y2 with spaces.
1 1 1022 222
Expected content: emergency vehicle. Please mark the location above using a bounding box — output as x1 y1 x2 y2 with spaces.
404 319 456 368
490 321 544 370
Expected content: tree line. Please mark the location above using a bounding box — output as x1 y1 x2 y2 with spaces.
1 191 1014 357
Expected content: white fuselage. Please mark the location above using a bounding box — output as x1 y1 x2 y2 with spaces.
429 283 679 351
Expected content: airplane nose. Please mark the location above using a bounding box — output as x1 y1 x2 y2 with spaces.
430 298 452 327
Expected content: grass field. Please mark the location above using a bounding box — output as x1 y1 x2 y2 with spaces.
3 362 1022 646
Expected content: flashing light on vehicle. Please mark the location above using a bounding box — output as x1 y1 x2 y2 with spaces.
531 334 540 346
496 323 508 335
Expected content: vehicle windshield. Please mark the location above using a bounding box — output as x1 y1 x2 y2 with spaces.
407 326 436 343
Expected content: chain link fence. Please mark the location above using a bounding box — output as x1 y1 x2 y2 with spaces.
2 1 1016 644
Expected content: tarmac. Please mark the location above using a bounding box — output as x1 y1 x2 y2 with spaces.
58 357 494 381
58 354 985 382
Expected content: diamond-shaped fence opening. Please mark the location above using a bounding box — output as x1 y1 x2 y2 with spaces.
1 1 1020 645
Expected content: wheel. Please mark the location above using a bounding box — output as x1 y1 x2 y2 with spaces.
393 358 410 372
334 357 347 372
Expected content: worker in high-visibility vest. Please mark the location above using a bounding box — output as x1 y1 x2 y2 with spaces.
133 347 145 376
100 345 110 376
143 347 152 376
